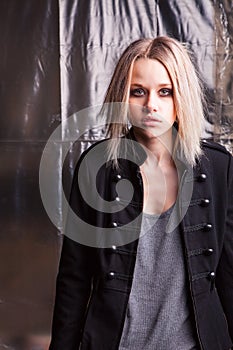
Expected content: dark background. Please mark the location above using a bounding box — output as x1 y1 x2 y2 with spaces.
0 1 232 349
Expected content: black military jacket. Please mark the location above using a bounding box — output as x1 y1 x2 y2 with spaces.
50 135 233 350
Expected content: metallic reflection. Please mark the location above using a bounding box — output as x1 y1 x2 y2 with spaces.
0 0 232 348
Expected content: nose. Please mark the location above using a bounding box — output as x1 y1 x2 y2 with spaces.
145 91 159 112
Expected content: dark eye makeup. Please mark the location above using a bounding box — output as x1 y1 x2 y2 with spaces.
159 88 173 96
130 88 146 97
130 87 173 97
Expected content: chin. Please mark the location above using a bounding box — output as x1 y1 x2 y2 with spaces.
134 125 174 140
133 126 158 138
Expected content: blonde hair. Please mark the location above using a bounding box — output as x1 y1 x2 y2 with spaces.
102 36 205 166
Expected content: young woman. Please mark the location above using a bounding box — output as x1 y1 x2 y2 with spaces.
49 36 233 350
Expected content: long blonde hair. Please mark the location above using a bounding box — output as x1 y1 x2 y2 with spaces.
102 36 205 166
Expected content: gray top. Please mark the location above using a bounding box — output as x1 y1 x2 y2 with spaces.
118 206 198 350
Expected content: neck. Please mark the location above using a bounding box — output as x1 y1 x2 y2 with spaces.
133 127 174 165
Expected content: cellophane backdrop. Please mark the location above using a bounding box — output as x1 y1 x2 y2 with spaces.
0 1 232 349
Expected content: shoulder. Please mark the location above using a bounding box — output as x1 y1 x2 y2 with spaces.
199 139 233 181
76 138 108 169
80 138 107 157
201 139 230 155
200 139 232 164
70 138 109 185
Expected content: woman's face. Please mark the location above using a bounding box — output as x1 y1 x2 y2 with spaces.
128 58 176 137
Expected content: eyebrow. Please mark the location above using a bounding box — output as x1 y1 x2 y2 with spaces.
130 83 172 87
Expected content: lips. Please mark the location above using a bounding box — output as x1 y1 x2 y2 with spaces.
142 113 162 123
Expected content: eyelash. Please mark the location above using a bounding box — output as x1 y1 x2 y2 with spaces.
130 88 173 97
130 88 145 97
160 88 173 96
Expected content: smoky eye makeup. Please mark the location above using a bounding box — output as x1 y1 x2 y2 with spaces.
130 87 146 97
159 88 173 96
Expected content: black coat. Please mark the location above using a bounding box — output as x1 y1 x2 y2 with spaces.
49 135 233 350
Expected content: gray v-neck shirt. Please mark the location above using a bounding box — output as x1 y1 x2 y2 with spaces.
118 206 198 350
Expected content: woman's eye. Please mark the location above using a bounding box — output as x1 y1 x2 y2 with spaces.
159 88 173 96
130 88 145 97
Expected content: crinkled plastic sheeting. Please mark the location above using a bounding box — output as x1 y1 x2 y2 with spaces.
0 0 232 349
214 0 233 153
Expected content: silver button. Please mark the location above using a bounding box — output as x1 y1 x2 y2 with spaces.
201 198 210 207
208 271 215 280
204 248 214 256
108 271 115 279
198 173 207 182
204 223 212 231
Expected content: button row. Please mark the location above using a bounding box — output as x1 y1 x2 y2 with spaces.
108 271 216 283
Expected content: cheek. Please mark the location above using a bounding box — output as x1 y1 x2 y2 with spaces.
128 104 143 126
129 103 141 117
167 102 176 117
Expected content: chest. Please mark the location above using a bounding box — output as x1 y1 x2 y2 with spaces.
140 162 178 214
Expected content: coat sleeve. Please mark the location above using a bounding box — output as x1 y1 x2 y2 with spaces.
216 152 233 342
49 150 98 350
49 237 96 350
